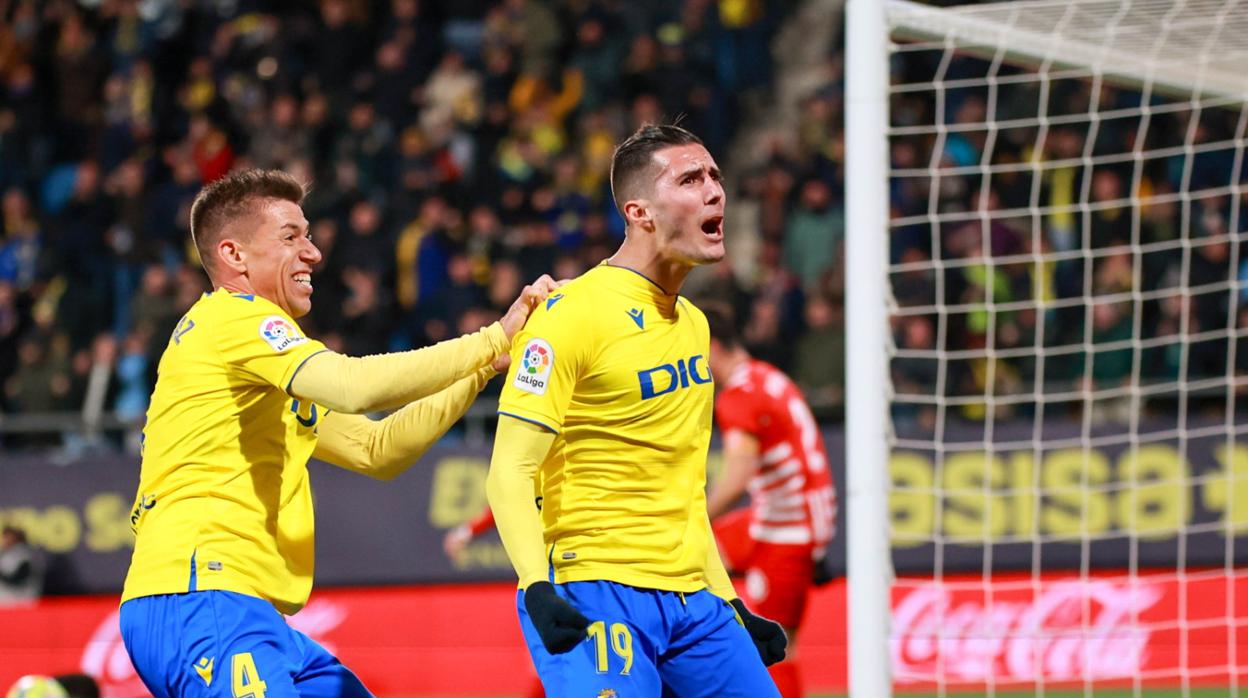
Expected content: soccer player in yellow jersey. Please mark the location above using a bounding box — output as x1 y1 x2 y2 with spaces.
118 169 557 698
487 124 787 697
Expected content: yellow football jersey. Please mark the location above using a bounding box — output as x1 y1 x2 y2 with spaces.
122 289 329 615
497 263 716 592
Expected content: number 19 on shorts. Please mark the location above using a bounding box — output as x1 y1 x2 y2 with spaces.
587 621 634 675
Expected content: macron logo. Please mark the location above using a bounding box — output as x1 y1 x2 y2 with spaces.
194 656 214 686
627 308 645 330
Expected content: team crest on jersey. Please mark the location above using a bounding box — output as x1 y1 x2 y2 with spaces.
259 316 308 352
513 338 554 395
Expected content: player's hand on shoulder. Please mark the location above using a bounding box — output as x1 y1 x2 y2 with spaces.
499 275 568 341
729 598 788 666
523 581 590 654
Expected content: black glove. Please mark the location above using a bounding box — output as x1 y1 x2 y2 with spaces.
523 581 591 654
730 598 788 666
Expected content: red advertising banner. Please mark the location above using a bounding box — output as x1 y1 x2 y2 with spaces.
2 572 1244 696
892 571 1248 688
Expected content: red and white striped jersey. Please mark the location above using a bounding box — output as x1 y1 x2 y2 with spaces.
715 359 837 550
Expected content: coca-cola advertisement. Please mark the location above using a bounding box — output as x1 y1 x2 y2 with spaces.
891 571 1248 688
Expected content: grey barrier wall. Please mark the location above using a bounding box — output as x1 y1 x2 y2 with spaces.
1 420 1245 595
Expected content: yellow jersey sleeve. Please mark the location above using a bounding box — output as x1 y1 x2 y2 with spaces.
486 415 558 587
497 292 593 432
313 367 495 480
214 296 328 392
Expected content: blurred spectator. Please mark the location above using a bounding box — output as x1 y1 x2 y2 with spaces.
336 266 393 356
0 524 42 605
792 294 844 421
104 160 148 335
335 101 395 193
113 330 151 423
514 220 559 284
783 179 842 291
6 337 69 414
420 253 487 344
145 155 201 265
129 265 180 381
247 93 309 170
51 161 113 350
892 315 939 430
0 188 42 291
51 8 107 161
338 199 393 275
487 258 524 316
313 0 369 108
421 50 482 136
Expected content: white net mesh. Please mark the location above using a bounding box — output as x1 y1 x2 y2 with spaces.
882 0 1248 694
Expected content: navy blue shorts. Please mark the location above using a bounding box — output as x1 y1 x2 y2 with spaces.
119 591 371 698
517 580 780 697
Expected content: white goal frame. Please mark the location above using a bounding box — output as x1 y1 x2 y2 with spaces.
845 2 1248 697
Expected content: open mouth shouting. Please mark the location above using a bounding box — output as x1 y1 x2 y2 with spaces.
701 215 724 241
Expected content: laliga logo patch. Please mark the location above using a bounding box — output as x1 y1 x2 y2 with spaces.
259 316 308 352
513 338 553 395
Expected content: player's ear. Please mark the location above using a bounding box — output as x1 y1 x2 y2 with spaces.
216 238 247 273
622 198 654 232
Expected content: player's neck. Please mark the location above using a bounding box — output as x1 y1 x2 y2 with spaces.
608 241 691 295
215 274 255 297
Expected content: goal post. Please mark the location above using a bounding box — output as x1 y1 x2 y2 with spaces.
845 0 894 696
845 1 1248 696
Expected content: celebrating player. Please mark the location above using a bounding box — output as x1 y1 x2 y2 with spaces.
118 169 556 697
486 124 787 697
703 306 837 698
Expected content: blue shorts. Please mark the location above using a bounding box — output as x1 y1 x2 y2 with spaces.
119 591 371 698
517 581 780 698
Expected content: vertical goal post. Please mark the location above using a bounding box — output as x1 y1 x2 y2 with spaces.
846 1 1248 696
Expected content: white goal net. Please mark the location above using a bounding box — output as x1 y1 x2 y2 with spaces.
859 0 1248 695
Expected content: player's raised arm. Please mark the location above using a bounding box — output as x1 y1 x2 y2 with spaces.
289 276 559 414
311 366 497 480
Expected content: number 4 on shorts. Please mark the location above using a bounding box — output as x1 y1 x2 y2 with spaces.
231 652 268 698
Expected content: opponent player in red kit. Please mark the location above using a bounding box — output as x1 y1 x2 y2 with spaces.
703 307 837 698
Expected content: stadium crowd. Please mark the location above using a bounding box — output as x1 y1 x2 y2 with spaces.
0 0 849 447
0 0 1242 449
884 60 1248 427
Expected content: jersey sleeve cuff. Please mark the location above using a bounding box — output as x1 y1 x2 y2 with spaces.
485 322 510 354
497 410 559 434
282 346 330 394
